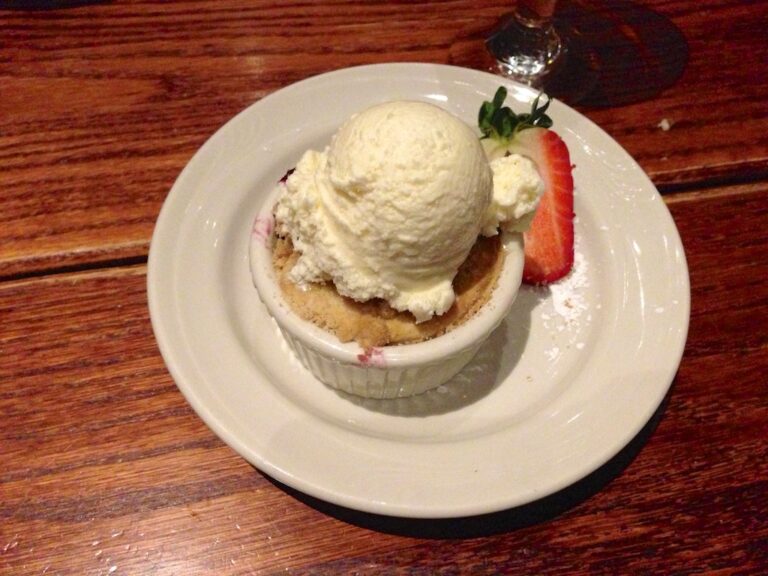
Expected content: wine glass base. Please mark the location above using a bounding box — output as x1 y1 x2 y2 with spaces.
493 50 564 83
486 14 564 86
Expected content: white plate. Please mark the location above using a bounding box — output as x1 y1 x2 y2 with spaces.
148 63 690 519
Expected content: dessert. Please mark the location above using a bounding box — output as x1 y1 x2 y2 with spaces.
250 89 573 398
272 100 543 335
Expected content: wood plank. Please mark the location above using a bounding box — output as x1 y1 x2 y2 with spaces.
2 0 767 277
1 183 766 574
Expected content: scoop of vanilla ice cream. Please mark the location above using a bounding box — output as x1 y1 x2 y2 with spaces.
481 154 544 236
275 101 493 322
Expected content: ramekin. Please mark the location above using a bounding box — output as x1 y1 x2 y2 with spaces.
249 198 524 399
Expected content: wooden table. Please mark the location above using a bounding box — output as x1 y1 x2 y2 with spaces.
2 1 766 574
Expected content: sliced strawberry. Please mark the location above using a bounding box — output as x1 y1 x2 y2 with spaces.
507 128 575 284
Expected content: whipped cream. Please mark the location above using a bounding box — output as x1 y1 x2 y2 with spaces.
482 153 544 235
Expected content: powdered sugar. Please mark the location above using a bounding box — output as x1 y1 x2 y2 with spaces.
549 248 589 326
544 346 560 361
533 233 590 335
531 234 594 364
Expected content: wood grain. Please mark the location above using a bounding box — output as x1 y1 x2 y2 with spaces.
1 184 766 574
2 0 768 278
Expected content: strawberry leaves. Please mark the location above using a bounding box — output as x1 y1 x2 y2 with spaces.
478 87 553 142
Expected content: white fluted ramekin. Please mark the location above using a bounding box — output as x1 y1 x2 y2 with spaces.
249 202 524 399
